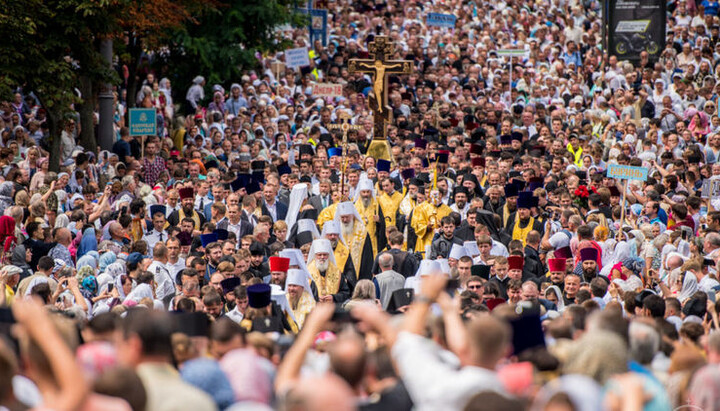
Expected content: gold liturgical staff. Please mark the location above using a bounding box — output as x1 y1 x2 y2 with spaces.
327 111 362 199
348 36 412 161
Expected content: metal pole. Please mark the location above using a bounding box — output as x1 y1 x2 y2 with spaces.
98 38 114 151
508 56 512 107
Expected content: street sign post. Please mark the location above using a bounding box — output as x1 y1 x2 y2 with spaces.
129 108 157 137
607 164 649 233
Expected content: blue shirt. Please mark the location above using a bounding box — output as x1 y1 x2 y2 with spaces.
703 0 720 15
561 51 582 67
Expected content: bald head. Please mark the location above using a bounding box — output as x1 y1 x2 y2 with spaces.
55 228 71 245
109 222 122 237
329 334 367 390
285 374 355 411
666 254 684 270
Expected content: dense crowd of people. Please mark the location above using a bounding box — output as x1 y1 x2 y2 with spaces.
5 0 720 409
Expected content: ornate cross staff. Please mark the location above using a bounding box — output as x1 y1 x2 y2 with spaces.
327 111 362 200
430 101 441 129
348 36 412 161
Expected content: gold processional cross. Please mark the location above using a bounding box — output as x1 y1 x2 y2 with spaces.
348 36 412 161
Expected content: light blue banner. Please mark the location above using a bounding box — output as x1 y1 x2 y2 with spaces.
607 164 648 181
129 108 157 136
427 13 457 28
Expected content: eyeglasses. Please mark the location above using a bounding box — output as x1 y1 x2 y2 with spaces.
467 285 482 290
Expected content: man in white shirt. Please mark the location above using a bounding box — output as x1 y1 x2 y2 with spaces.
165 236 185 281
194 181 212 213
142 206 168 257
147 243 175 306
355 275 509 410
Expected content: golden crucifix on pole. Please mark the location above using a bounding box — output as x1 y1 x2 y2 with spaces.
327 111 362 200
348 36 412 161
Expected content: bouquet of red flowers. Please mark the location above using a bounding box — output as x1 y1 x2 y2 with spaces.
573 185 591 210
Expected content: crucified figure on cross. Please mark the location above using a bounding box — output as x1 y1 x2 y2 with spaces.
348 36 412 161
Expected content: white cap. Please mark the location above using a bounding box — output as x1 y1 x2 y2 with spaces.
279 248 308 273
437 259 451 276
308 238 336 265
297 219 320 239
449 244 469 260
270 284 296 323
354 178 376 201
286 269 312 295
337 201 357 216
415 260 441 277
463 241 481 257
322 220 345 245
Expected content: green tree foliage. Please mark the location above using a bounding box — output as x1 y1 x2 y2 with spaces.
0 0 121 170
158 0 306 93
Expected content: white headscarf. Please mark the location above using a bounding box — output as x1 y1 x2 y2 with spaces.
124 283 153 304
285 183 309 233
545 285 565 312
678 272 699 303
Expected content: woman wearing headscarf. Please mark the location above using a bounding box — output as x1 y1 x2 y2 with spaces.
29 157 49 192
580 154 595 171
686 107 710 139
544 285 565 312
676 271 699 303
207 92 226 115
98 251 117 273
11 243 33 280
158 78 174 120
76 254 98 271
185 76 205 114
0 182 14 216
104 261 126 279
76 228 98 260
0 215 17 263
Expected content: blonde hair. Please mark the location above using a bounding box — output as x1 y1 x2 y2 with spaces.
351 279 376 300
594 225 609 242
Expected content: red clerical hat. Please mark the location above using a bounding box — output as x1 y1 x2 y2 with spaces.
269 256 290 272
508 255 524 271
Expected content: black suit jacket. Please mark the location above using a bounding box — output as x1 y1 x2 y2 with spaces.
370 248 420 278
309 194 332 213
523 245 545 279
262 201 288 222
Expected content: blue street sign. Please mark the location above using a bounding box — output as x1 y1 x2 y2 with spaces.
129 108 157 136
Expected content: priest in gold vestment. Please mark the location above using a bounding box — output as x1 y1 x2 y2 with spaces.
306 238 351 302
378 177 403 228
354 178 387 256
411 189 452 255
285 269 316 329
334 201 376 281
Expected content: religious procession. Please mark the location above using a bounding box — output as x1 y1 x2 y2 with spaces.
3 0 720 409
